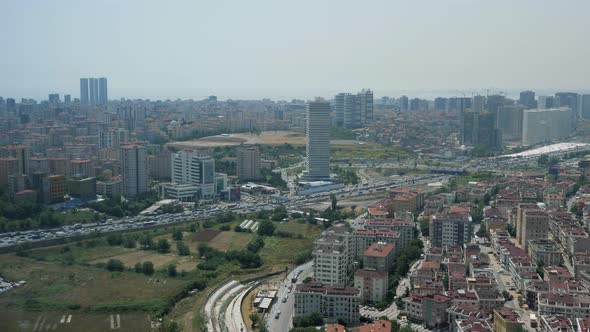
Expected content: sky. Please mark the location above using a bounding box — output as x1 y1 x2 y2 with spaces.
1 0 590 101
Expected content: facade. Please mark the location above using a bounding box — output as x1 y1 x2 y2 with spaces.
98 78 108 105
496 105 525 141
67 176 96 199
147 150 172 180
304 98 331 181
48 175 66 203
120 145 147 198
80 77 108 106
294 283 360 325
0 157 18 187
364 218 414 250
171 151 215 199
335 89 373 129
538 293 590 319
430 213 472 247
580 94 590 120
236 147 261 181
0 144 30 175
522 107 573 145
353 269 388 303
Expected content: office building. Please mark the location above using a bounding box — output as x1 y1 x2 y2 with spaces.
522 107 573 145
236 147 261 181
294 282 360 325
538 96 555 109
171 151 215 199
519 90 536 109
80 78 89 105
67 176 97 199
430 212 472 247
303 98 331 181
96 177 123 199
120 144 147 197
48 175 66 203
48 93 60 104
147 150 172 180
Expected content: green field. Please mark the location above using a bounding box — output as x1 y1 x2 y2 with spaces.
331 142 412 159
0 219 320 332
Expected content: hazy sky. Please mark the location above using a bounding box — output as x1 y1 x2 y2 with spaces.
2 0 590 100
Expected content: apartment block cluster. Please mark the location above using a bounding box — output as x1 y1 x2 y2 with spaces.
294 191 419 325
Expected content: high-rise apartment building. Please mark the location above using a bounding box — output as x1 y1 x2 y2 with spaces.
171 151 215 198
335 89 373 128
236 147 261 181
120 144 147 197
80 77 108 106
522 107 573 145
580 94 590 120
80 78 89 105
98 78 108 105
496 105 525 141
519 90 536 109
303 98 331 181
294 283 360 325
430 212 472 247
472 95 485 113
516 203 549 249
0 144 30 175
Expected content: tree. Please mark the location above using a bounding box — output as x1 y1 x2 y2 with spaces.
167 264 177 277
476 224 488 238
106 259 124 272
257 220 275 236
142 261 154 275
330 194 337 212
537 154 549 166
172 228 183 241
250 313 261 328
134 262 142 273
176 242 190 256
158 239 171 253
506 223 516 237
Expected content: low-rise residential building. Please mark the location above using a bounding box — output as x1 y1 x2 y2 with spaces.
527 239 562 266
364 218 414 250
353 229 399 258
538 293 590 318
430 212 472 247
294 282 360 325
493 307 524 332
363 242 395 272
353 269 388 303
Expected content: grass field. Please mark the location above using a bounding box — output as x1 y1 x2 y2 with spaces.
168 131 306 148
0 220 320 332
331 142 412 159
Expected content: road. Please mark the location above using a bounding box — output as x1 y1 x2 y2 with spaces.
267 261 314 332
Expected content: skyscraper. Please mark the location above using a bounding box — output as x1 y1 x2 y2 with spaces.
522 107 573 145
120 145 147 197
357 89 373 125
519 90 536 109
80 78 89 105
64 94 71 104
98 77 108 105
304 98 331 181
236 147 261 181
